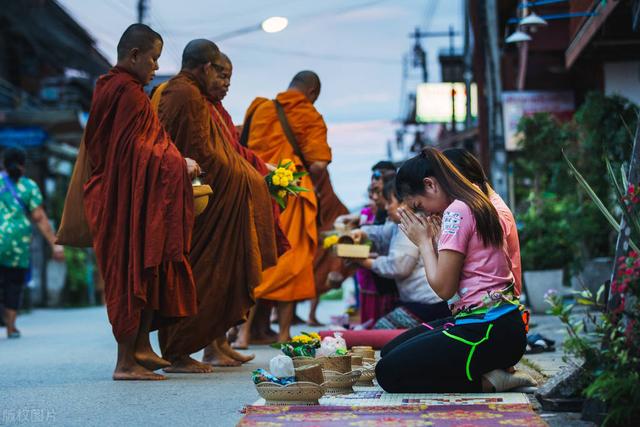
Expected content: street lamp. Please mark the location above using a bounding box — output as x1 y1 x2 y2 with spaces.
213 16 289 41
519 11 548 27
505 29 532 43
261 16 288 33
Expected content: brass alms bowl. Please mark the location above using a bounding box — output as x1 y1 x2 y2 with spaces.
193 184 213 216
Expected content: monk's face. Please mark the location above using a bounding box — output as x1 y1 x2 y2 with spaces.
129 39 162 85
209 58 232 101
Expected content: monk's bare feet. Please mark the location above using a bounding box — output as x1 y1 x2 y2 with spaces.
202 341 241 367
219 339 255 363
250 334 278 345
163 356 214 373
135 350 171 371
307 318 325 327
113 363 166 381
278 333 291 343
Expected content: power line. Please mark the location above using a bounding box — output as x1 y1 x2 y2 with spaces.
225 42 399 65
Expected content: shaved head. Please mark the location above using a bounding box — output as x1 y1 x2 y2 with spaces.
289 70 321 103
289 70 321 92
220 52 231 66
181 39 220 70
117 24 163 61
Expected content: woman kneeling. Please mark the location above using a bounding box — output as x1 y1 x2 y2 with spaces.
375 148 533 393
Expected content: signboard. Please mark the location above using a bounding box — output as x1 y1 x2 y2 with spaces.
0 127 48 148
502 91 574 151
416 83 477 123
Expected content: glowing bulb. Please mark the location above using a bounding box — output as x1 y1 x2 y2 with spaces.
261 16 288 34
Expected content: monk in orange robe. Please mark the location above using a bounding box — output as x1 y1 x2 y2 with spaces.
152 40 280 372
81 24 200 380
308 169 351 325
238 71 332 343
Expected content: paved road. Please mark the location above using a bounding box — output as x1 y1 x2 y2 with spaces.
0 301 340 427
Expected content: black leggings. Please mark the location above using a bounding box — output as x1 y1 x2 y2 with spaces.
0 266 28 310
376 309 526 393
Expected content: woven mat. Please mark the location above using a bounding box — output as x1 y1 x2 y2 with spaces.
238 404 548 426
251 384 530 407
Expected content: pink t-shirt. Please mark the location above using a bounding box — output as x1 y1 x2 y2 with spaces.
489 191 522 296
438 199 514 313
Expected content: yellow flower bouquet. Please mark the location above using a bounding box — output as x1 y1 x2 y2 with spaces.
266 159 309 209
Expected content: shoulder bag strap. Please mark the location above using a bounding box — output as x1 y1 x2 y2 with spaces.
1 172 29 214
273 99 309 169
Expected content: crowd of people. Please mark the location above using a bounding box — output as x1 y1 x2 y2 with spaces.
1 23 535 393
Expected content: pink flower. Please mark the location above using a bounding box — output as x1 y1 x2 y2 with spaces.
629 183 636 194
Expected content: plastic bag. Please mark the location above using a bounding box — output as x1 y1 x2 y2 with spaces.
317 332 347 357
269 355 295 378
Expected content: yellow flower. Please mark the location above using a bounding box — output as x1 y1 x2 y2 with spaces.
323 235 340 249
277 189 287 199
272 175 281 186
282 159 296 172
292 335 312 344
280 178 290 187
308 332 321 341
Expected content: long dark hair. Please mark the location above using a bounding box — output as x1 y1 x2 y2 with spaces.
3 147 26 181
443 148 490 196
396 147 503 247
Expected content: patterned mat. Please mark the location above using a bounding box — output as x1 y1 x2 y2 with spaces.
238 404 548 426
251 384 530 407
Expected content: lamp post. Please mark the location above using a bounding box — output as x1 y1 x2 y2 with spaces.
213 16 289 41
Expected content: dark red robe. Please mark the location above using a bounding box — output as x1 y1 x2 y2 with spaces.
83 67 197 341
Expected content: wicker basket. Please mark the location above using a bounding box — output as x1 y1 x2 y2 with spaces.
255 382 324 406
355 366 376 387
321 370 362 395
351 345 373 352
292 356 325 369
362 357 377 367
350 354 363 367
295 364 324 385
352 348 375 360
321 355 351 373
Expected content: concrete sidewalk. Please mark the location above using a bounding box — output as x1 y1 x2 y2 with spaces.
0 302 339 427
0 301 587 426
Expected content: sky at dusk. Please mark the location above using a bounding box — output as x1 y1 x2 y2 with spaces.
58 0 463 209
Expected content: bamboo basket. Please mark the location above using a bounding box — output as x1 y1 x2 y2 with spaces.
255 382 324 406
295 364 324 385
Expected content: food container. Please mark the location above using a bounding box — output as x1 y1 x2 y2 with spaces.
192 183 213 216
295 364 324 385
321 355 351 373
292 356 325 369
255 382 324 405
334 235 370 259
321 370 362 395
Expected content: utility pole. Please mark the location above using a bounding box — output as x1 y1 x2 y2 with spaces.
463 0 473 130
483 0 509 202
137 0 148 24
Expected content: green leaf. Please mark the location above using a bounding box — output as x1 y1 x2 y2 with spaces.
288 185 310 193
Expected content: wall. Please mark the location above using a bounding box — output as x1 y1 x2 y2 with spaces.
604 61 640 106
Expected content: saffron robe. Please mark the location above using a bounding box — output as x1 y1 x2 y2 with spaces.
83 67 197 341
152 72 279 358
244 90 332 301
312 169 350 295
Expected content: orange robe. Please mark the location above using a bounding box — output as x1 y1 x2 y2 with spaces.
83 67 197 341
312 169 350 295
244 90 332 301
152 72 279 358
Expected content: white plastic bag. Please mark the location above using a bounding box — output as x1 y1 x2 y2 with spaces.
269 355 295 378
317 332 347 357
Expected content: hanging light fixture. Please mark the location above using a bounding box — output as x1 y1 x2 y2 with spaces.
520 12 548 27
505 29 532 43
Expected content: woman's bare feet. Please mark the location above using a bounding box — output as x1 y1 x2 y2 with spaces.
307 318 325 327
163 356 214 373
135 350 171 371
202 341 241 367
113 363 166 381
218 339 255 363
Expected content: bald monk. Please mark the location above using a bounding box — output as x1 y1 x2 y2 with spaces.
82 24 200 380
202 52 289 365
238 71 332 343
152 40 280 373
